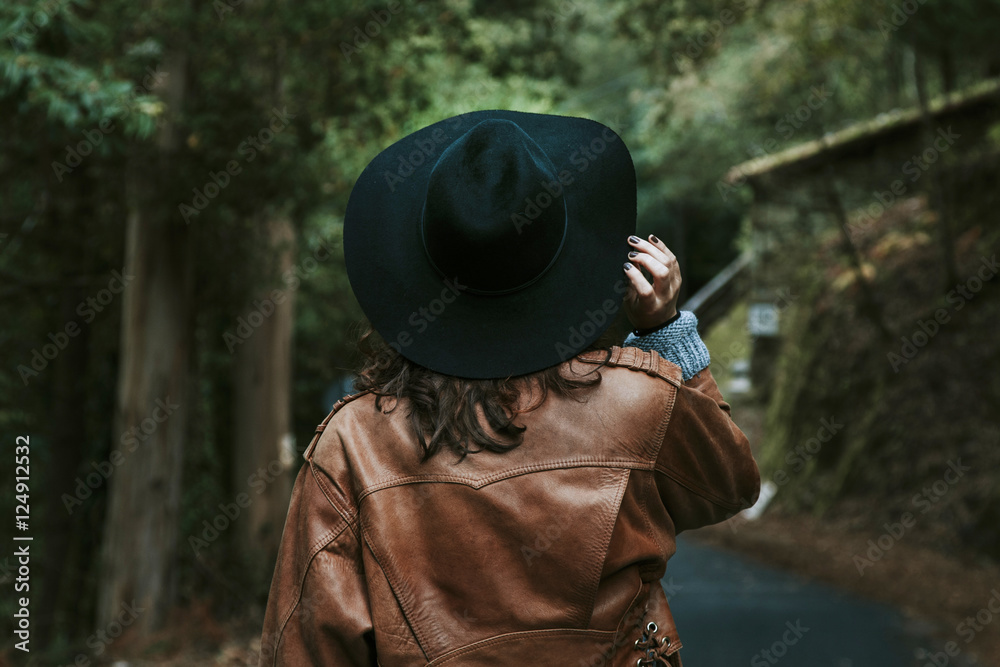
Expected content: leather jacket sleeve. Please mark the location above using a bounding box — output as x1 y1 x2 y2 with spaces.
259 460 376 667
653 367 761 533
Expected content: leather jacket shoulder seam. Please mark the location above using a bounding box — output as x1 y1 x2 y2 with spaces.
271 521 351 665
308 460 359 532
304 389 375 460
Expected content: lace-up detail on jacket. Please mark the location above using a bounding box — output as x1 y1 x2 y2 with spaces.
634 620 672 666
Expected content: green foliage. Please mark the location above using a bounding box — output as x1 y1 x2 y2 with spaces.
0 0 162 136
3 0 1000 654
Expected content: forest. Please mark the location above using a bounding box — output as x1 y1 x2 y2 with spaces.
2 0 999 664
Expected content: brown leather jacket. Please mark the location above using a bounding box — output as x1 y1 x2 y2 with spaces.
260 346 760 666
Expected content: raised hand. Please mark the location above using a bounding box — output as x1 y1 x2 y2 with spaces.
623 234 682 331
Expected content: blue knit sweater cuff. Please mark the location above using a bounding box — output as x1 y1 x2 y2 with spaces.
624 311 710 381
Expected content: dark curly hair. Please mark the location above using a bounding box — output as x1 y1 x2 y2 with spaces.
353 325 617 461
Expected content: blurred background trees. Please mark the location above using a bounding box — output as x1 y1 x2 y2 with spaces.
1 0 998 662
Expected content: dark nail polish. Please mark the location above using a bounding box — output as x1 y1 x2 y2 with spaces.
628 251 638 258
624 262 633 271
649 234 660 244
629 235 640 244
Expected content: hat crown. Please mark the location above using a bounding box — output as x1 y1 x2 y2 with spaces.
344 109 636 378
421 119 567 295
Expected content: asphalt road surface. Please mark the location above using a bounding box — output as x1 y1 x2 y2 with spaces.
664 536 972 667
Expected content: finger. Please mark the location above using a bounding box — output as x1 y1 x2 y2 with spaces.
628 251 670 284
647 234 677 264
623 262 654 298
638 235 680 281
628 234 668 265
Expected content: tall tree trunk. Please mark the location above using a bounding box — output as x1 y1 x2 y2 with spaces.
231 29 295 573
37 285 89 645
96 49 192 633
232 216 296 567
36 167 92 644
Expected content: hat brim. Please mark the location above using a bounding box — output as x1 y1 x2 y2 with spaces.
344 110 636 379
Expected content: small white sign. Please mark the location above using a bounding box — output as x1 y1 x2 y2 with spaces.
748 303 780 336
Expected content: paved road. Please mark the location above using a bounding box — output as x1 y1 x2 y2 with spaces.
662 536 964 667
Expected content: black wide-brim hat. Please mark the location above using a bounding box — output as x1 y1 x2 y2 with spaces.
344 109 636 379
